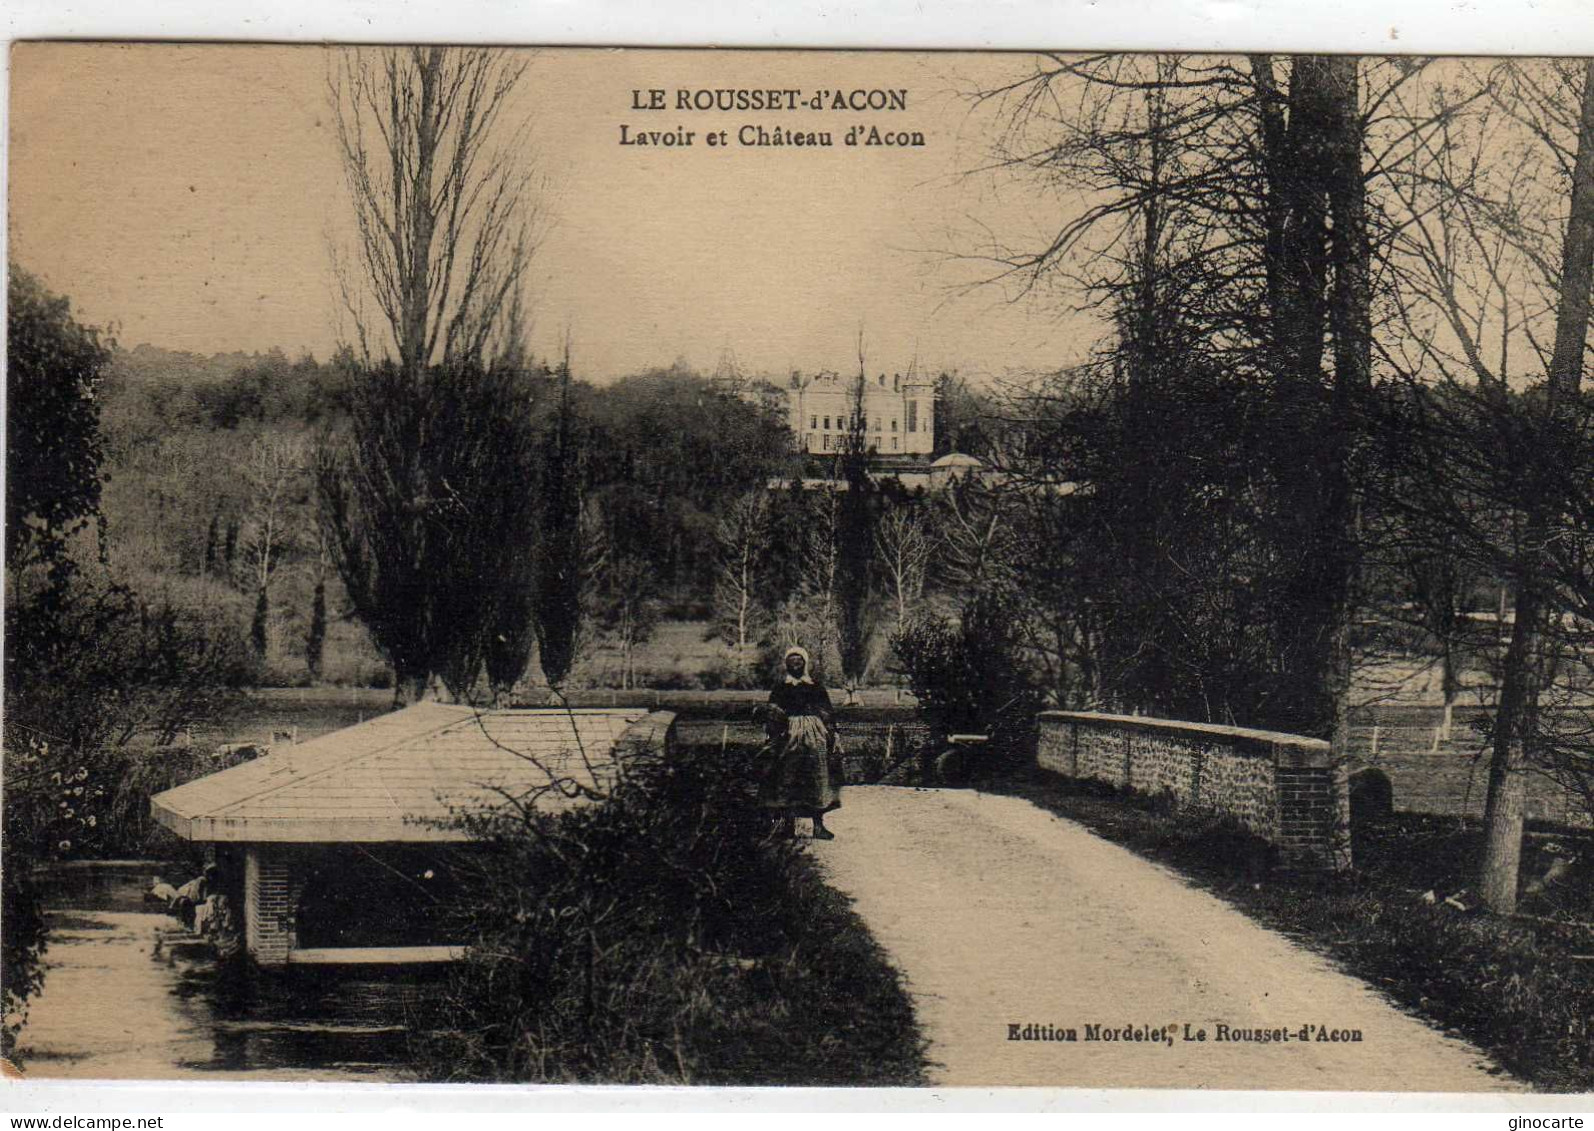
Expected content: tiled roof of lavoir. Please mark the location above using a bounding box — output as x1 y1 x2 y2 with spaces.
151 703 654 843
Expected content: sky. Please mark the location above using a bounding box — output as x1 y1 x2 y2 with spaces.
9 44 1102 384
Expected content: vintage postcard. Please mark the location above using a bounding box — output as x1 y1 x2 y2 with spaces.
6 41 1594 1100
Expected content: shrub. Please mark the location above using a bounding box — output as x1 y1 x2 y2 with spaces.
3 569 252 1060
891 588 1041 761
411 738 925 1084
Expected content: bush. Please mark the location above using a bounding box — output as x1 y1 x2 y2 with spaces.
891 589 1041 761
3 570 251 1060
411 738 925 1084
698 647 763 692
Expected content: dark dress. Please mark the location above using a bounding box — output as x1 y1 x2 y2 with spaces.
759 678 841 814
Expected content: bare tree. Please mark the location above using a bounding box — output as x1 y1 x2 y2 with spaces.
595 555 658 691
1372 60 1594 911
240 433 307 655
874 498 931 629
771 488 843 684
713 490 772 651
1477 60 1594 914
328 47 548 376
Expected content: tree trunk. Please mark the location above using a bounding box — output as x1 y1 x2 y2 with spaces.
1478 58 1594 915
251 587 270 657
1322 54 1371 870
1440 637 1458 741
393 665 433 708
306 579 327 682
1487 73 1594 906
1257 55 1339 738
1480 581 1540 912
400 49 443 380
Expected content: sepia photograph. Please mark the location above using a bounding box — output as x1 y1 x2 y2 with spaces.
5 37 1594 1099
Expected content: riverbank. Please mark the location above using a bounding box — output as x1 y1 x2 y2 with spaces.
14 863 420 1080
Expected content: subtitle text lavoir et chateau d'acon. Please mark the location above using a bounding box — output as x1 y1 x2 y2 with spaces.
619 87 925 149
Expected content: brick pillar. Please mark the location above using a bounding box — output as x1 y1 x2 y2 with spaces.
244 845 304 967
1274 767 1339 870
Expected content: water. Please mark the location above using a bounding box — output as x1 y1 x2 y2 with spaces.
14 862 441 1081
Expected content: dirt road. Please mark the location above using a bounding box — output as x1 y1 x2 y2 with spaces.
813 786 1521 1091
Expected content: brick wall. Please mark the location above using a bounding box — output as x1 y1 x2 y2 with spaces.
244 844 306 967
1037 712 1348 870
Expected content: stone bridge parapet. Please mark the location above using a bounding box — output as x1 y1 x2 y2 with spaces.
1037 711 1350 870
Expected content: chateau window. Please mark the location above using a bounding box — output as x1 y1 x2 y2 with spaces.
891 419 898 432
874 417 882 431
907 401 918 433
891 437 898 450
824 416 831 431
822 435 832 451
810 414 818 430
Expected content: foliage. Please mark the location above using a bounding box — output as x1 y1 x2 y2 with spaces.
582 365 796 604
317 360 545 703
102 345 346 441
93 354 798 691
4 269 112 1058
306 579 328 681
6 575 255 753
711 490 774 651
891 589 1040 755
530 362 581 690
932 372 999 459
834 379 879 691
1004 353 1318 727
412 738 926 1084
6 267 111 579
3 270 254 1060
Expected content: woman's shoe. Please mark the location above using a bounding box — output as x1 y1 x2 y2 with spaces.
811 826 836 841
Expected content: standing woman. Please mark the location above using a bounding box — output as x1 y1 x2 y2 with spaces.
760 645 841 839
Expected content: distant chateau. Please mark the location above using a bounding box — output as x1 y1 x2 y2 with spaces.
712 351 965 489
782 368 937 456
